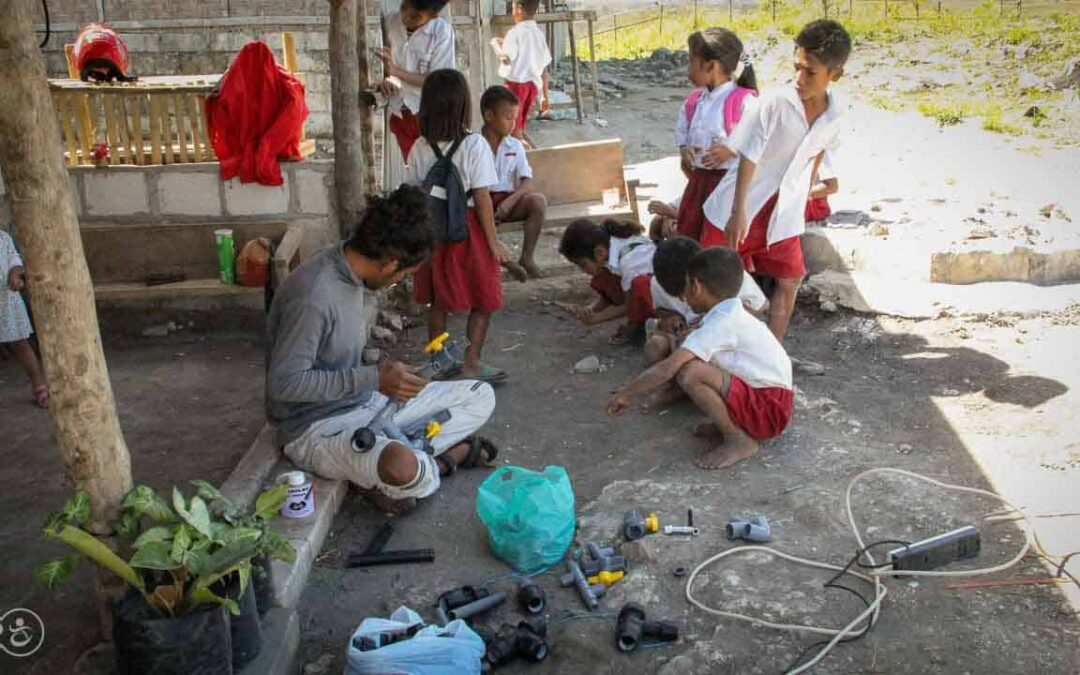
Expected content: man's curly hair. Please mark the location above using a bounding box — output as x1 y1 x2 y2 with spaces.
795 20 852 70
345 185 435 269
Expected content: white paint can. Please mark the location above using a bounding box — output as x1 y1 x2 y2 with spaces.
277 470 315 518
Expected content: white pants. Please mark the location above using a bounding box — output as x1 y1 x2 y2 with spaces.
283 380 496 500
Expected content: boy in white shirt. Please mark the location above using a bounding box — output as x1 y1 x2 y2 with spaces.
608 247 793 470
377 0 456 160
700 20 852 343
480 85 548 280
491 0 551 147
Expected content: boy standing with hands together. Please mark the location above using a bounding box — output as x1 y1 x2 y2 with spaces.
491 0 551 147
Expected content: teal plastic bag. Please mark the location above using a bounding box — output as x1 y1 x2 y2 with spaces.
475 466 575 573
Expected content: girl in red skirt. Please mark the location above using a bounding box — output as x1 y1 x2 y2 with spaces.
675 28 757 241
407 70 512 382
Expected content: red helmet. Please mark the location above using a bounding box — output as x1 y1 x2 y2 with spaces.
74 24 133 82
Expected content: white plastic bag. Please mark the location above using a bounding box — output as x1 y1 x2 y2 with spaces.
344 607 485 675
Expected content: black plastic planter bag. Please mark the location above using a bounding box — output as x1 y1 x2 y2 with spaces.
113 591 233 675
221 576 264 669
252 554 275 616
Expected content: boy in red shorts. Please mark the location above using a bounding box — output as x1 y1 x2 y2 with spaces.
700 20 851 342
607 247 793 470
491 0 551 147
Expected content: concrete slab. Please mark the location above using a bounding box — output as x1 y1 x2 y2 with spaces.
238 608 299 675
220 424 282 508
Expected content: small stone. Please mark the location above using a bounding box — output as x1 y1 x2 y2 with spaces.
898 443 914 454
573 355 604 374
870 204 882 212
967 225 996 240
370 326 396 343
303 653 335 675
593 118 609 128
1039 203 1057 219
869 223 890 237
820 299 839 313
942 388 960 396
166 321 178 332
141 324 170 337
362 347 382 364
378 310 404 332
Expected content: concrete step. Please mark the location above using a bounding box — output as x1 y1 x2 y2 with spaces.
237 608 299 675
93 278 265 312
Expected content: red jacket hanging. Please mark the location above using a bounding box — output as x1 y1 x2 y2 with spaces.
205 41 309 186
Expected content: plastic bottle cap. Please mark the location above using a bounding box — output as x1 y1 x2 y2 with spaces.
283 471 306 486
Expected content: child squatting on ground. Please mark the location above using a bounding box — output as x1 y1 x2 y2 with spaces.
480 85 548 281
378 0 455 161
700 20 852 344
491 0 552 148
407 69 512 382
556 218 656 345
675 27 757 241
607 247 793 470
0 229 47 408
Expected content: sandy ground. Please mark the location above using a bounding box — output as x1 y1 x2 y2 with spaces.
1 50 1079 675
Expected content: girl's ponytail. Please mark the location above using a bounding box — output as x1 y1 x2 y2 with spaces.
601 218 645 239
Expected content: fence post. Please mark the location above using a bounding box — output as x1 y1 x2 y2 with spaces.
772 0 777 20
729 0 733 22
659 2 664 40
694 0 699 28
614 12 618 43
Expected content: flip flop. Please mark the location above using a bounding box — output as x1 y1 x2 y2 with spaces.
468 364 508 383
33 385 49 408
436 436 499 477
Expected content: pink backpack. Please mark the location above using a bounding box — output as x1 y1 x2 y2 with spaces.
683 86 757 136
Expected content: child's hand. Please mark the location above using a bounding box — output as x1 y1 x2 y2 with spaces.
491 240 513 265
647 200 665 215
378 78 400 97
8 267 26 292
725 209 749 249
679 147 694 176
539 97 551 115
607 391 632 416
701 143 733 169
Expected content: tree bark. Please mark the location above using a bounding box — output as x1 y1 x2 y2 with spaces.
330 0 366 235
357 0 380 196
0 0 132 535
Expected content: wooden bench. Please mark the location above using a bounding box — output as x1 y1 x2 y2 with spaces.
500 138 640 232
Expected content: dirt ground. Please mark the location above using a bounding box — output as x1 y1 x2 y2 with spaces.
2 50 1079 675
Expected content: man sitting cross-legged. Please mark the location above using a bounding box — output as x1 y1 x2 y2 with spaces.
266 185 497 512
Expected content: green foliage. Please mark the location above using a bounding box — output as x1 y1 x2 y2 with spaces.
34 555 82 590
122 485 176 524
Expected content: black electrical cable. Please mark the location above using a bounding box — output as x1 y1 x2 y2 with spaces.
781 540 910 675
39 0 51 48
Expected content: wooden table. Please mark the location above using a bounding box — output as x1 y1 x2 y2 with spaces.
491 10 600 123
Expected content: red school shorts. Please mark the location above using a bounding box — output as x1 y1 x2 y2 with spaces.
627 274 656 325
676 168 727 241
590 267 626 306
388 109 421 161
805 196 831 222
700 194 806 280
413 208 503 313
724 374 794 440
504 80 539 133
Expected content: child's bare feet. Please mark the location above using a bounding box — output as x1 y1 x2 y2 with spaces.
694 434 760 470
521 259 545 279
608 323 643 346
692 422 722 438
503 261 528 283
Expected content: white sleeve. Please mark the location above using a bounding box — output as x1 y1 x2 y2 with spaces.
680 320 736 364
426 21 456 72
728 94 767 164
466 136 499 191
1 231 22 269
737 271 767 312
817 150 836 181
539 31 552 67
404 142 424 186
518 151 533 181
502 26 520 62
675 98 691 147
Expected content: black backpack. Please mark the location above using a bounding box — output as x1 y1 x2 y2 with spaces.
421 138 469 243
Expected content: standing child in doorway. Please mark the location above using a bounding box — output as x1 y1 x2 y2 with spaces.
700 20 852 343
407 70 511 382
378 0 455 160
480 85 548 281
0 230 47 407
491 0 551 148
675 28 757 241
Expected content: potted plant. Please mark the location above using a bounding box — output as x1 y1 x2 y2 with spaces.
36 482 295 674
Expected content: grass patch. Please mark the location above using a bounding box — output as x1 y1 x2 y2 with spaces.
981 106 1024 135
918 100 969 127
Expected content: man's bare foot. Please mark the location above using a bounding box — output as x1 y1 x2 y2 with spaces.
694 436 760 470
521 259 545 279
503 261 528 282
692 422 723 438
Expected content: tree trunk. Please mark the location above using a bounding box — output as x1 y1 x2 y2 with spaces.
330 0 365 235
0 0 132 535
357 0 380 195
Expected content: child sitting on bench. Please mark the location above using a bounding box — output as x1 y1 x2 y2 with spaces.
607 247 793 470
480 85 548 281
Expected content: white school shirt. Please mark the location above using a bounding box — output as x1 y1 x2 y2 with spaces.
607 236 655 292
499 20 551 91
816 150 836 182
385 14 456 116
490 136 533 194
702 86 845 246
404 134 499 207
674 82 748 171
651 271 766 323
681 298 793 390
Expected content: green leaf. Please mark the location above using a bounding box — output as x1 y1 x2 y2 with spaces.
171 525 192 563
253 484 288 521
42 512 67 537
133 526 175 549
182 548 209 576
200 538 259 576
50 524 144 592
116 512 140 540
61 491 91 525
173 489 213 539
218 527 262 547
122 485 176 523
188 587 240 616
35 555 82 590
190 480 226 504
260 529 297 564
129 541 178 571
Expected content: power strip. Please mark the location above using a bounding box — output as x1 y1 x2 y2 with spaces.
889 526 981 572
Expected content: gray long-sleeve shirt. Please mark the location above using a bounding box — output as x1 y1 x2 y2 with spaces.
265 243 379 444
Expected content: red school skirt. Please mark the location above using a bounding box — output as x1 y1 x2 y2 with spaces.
388 109 421 161
724 375 794 440
504 80 539 133
627 274 656 325
676 168 727 241
413 209 503 313
700 194 806 280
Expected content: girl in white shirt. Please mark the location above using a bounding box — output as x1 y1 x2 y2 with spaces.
674 28 757 241
0 230 47 407
407 70 512 382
